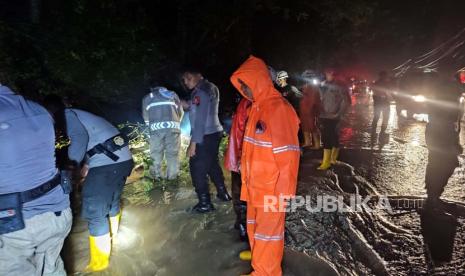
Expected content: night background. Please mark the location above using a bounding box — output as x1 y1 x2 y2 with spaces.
1 0 465 116
2 1 465 275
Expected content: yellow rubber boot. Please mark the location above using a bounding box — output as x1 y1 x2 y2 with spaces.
110 211 122 238
317 149 332 170
239 250 252 261
330 147 340 164
312 133 321 149
85 234 111 272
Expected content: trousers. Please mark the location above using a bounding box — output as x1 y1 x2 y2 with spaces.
231 171 247 225
149 130 181 179
425 150 459 199
320 118 340 149
372 102 390 133
0 208 72 276
189 132 225 195
82 160 134 236
247 206 285 276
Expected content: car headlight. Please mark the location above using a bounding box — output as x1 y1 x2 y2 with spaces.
412 95 426 102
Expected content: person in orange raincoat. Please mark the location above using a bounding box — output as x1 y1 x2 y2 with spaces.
299 73 321 149
230 56 300 276
224 97 252 241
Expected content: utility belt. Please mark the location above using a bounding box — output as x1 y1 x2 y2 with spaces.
0 171 72 235
86 134 128 162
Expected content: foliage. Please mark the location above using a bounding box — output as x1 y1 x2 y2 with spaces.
0 0 169 101
118 122 152 172
2 0 458 105
0 0 379 101
118 120 231 204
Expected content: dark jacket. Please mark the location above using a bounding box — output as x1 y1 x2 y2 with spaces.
426 80 463 155
372 78 391 105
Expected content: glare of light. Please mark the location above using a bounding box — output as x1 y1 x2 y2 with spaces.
460 96 465 103
460 72 465 84
114 226 139 249
312 78 319 85
114 210 141 250
400 110 407 117
366 86 370 92
180 112 191 136
411 141 421 146
413 113 429 122
412 95 426 102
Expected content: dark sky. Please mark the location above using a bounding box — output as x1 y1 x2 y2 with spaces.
358 1 465 78
249 1 465 80
1 0 465 84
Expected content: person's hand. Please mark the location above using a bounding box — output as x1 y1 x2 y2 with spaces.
80 164 89 178
180 99 190 110
187 142 197 158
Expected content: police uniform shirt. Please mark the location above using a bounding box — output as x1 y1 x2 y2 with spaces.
188 79 223 144
0 85 69 219
65 108 132 168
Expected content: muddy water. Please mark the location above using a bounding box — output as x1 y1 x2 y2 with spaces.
63 181 258 276
339 94 465 201
62 94 465 276
63 180 339 276
336 94 465 275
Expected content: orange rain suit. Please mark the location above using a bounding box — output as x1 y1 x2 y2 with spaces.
299 84 321 132
230 56 300 276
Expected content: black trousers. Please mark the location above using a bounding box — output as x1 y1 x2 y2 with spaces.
82 160 134 236
372 102 390 133
189 132 225 196
320 118 340 149
425 150 459 199
231 171 247 225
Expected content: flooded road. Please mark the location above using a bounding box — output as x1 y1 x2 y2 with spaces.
339 94 465 201
62 93 465 276
64 179 255 276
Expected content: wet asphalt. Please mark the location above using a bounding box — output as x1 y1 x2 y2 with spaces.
338 94 465 202
62 93 465 276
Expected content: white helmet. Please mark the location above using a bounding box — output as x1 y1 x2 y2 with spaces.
276 71 289 80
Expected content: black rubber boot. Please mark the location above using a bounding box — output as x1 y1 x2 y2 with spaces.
216 186 232 201
192 194 215 213
238 223 248 242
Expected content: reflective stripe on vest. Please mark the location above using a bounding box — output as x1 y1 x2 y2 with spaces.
150 121 180 131
145 101 178 111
